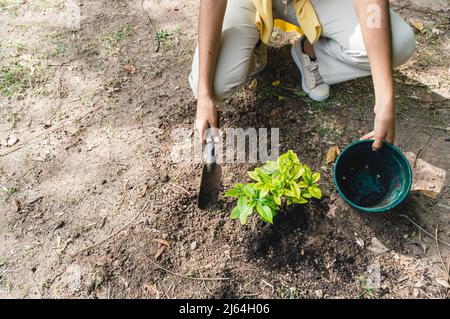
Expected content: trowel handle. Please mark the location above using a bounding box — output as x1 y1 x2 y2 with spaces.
205 129 216 165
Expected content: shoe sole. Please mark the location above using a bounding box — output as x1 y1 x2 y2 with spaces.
290 45 329 102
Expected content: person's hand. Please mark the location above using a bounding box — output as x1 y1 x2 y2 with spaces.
360 103 396 150
195 94 218 144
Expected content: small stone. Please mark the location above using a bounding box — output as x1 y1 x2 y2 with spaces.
190 241 198 250
355 233 365 248
6 135 19 146
314 289 324 298
63 264 81 292
12 199 21 212
367 237 389 255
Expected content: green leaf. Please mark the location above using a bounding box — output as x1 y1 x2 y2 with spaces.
265 200 280 211
225 183 244 197
256 204 273 224
309 186 322 199
293 165 305 180
292 196 308 204
298 181 308 188
262 161 278 174
225 189 241 197
294 89 308 97
237 197 254 224
230 206 241 220
292 182 301 198
242 184 255 197
248 170 260 181
302 165 313 182
260 188 269 198
302 189 312 198
284 189 295 198
312 172 321 182
274 194 282 205
237 196 247 211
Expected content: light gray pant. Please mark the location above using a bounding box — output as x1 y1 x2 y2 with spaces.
189 0 416 102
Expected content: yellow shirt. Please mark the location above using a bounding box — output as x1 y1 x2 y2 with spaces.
252 0 321 44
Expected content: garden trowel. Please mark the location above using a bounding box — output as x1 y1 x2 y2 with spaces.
198 130 222 210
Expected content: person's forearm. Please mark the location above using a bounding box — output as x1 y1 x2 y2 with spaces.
353 0 393 110
198 0 227 99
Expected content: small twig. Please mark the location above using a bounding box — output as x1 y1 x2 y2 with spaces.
427 126 450 131
400 214 450 250
165 281 175 299
193 259 214 296
169 182 191 195
434 225 450 283
261 279 274 293
75 201 152 255
140 0 159 52
437 203 450 211
31 274 42 298
141 253 230 281
341 113 363 121
414 131 435 168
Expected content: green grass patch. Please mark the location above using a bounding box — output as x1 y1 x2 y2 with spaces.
0 0 21 15
0 62 32 96
100 25 135 51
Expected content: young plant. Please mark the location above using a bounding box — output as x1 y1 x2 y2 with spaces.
225 150 322 225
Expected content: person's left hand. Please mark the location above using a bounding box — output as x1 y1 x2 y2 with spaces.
360 103 396 150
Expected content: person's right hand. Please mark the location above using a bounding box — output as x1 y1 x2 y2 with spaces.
195 94 218 144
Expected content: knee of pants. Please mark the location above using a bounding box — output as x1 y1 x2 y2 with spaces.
392 18 416 67
189 28 256 103
188 71 236 103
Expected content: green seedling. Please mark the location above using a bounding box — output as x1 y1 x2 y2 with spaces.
155 29 169 45
277 286 300 299
356 277 377 299
1 186 17 200
226 150 322 225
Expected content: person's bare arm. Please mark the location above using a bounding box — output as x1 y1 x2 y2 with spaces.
354 0 395 150
195 0 227 142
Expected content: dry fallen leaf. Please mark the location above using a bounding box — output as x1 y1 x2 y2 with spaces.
12 199 21 212
248 79 257 90
270 108 281 118
153 238 170 259
143 283 160 298
326 145 341 164
138 184 148 198
153 238 170 247
6 135 19 147
405 152 446 199
154 246 167 260
411 21 424 32
123 64 136 74
436 278 450 288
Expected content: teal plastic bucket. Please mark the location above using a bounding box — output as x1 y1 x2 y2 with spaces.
333 140 412 213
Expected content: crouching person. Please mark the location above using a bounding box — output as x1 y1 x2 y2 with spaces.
189 0 415 150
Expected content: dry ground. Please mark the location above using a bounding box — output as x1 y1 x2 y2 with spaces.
0 0 449 298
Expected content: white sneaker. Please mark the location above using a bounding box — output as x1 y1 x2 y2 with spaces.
291 38 330 102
